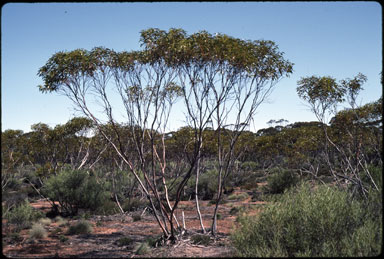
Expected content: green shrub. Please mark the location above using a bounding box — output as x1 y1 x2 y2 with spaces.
360 165 382 191
9 232 23 243
29 223 47 239
265 168 298 194
135 242 150 255
51 227 63 235
53 216 67 226
38 217 52 225
95 200 120 215
239 161 259 171
229 206 242 215
191 234 212 246
145 235 162 247
59 234 68 243
122 197 148 212
42 169 110 216
117 236 134 247
231 182 382 257
67 220 93 235
132 213 142 222
5 200 43 230
227 192 249 201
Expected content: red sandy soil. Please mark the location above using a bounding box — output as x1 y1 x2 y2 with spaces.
2 188 266 258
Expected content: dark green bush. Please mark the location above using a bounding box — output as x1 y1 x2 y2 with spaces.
132 213 142 222
196 169 218 200
67 220 93 235
42 169 110 215
168 169 218 201
95 199 120 215
229 206 242 215
5 199 44 230
117 236 134 247
231 182 382 257
265 168 298 194
122 197 148 212
59 234 69 242
227 163 265 190
135 242 150 255
239 161 259 171
191 234 212 245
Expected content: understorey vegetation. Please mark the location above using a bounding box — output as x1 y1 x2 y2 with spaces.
2 28 382 256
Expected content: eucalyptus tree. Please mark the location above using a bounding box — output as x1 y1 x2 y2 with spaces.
140 28 293 235
191 33 293 235
38 45 185 242
297 73 379 196
37 27 293 240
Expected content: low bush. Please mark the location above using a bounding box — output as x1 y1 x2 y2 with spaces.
132 213 142 222
122 197 148 212
116 236 134 247
51 227 63 235
8 232 23 243
38 217 52 225
29 223 47 239
145 235 162 247
239 161 259 172
135 242 150 255
59 234 68 243
191 234 212 246
229 206 242 215
227 192 249 201
5 200 43 230
231 182 382 257
265 168 298 194
95 200 120 215
176 169 218 201
67 220 93 235
42 169 111 216
53 216 67 226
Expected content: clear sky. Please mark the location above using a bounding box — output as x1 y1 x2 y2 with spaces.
1 2 382 133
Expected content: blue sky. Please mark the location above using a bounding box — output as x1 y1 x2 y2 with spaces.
1 2 382 133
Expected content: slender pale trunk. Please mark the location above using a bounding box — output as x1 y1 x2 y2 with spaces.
195 151 206 233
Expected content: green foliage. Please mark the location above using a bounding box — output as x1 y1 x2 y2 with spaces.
59 234 69 243
8 232 23 243
265 168 298 194
122 197 148 212
51 227 63 235
38 217 52 225
95 200 120 216
227 192 249 201
145 235 162 247
229 169 262 190
67 220 93 235
53 216 67 226
132 213 142 222
231 182 382 257
297 76 344 107
229 206 242 215
5 200 43 230
135 242 150 255
116 236 134 247
360 165 383 192
191 234 212 246
168 168 218 201
196 169 219 200
42 169 110 215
